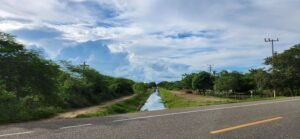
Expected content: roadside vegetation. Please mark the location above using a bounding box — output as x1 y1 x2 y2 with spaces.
160 89 285 108
0 32 153 124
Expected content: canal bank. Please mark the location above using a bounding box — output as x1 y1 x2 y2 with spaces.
77 92 151 118
75 88 168 118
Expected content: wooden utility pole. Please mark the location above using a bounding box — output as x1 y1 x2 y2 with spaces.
208 64 213 74
264 38 279 98
82 61 88 70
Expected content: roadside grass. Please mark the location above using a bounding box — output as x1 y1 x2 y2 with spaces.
160 89 286 109
77 92 151 118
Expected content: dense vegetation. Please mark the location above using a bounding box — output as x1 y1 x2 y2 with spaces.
159 44 300 97
0 32 149 123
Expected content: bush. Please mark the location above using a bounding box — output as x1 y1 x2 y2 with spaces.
33 106 62 119
133 83 148 94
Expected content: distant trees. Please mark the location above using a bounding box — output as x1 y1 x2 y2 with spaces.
181 73 196 89
157 81 182 90
133 83 148 94
158 44 300 97
108 78 134 97
214 71 256 96
147 82 157 88
250 69 271 92
214 71 240 93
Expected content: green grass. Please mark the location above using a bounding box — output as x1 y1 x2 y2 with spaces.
160 89 286 109
77 92 151 118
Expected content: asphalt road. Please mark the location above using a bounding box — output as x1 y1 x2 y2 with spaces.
1 97 300 139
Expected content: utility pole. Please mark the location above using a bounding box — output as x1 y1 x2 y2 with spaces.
208 64 213 74
264 38 278 57
82 61 88 70
264 38 279 98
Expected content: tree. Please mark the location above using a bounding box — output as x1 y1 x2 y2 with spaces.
239 72 255 92
147 82 157 88
249 69 271 92
191 71 213 94
157 81 182 90
181 73 196 89
0 32 139 123
0 32 61 104
214 71 241 93
265 44 300 96
108 78 134 100
133 83 148 94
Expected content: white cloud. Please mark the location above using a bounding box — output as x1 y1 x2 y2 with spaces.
47 24 143 42
0 0 95 24
113 59 194 82
0 20 36 32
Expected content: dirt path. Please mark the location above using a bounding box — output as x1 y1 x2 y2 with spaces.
52 94 137 119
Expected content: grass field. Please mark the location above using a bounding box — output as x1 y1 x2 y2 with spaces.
160 89 286 109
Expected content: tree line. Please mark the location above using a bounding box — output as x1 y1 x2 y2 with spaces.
159 44 300 97
0 32 150 123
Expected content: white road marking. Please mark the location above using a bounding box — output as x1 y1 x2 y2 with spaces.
60 124 92 129
0 131 33 138
113 98 300 122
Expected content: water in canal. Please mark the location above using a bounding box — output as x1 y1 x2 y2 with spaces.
140 89 166 111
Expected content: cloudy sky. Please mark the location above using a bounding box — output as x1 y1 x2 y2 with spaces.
1 0 299 82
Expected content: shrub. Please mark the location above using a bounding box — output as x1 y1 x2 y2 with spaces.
133 83 148 94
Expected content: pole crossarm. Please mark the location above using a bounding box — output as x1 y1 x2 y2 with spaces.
264 38 279 57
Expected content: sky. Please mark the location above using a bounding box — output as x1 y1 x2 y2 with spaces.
1 0 300 82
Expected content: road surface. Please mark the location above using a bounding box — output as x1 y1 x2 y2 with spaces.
1 97 300 139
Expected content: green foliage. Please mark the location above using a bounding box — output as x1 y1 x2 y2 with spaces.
109 78 134 96
0 32 136 123
181 73 196 89
157 81 182 90
214 71 239 92
191 71 213 93
0 32 61 104
0 32 64 123
250 69 271 91
265 44 300 96
147 82 157 88
133 82 148 94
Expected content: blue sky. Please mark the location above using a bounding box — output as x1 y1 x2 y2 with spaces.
1 0 300 82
